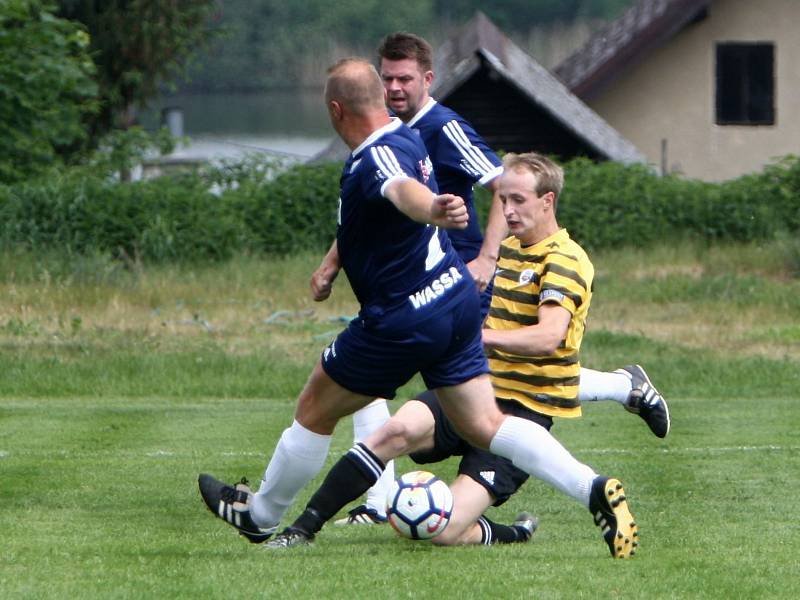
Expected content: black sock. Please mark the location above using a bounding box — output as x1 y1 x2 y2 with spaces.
476 516 531 545
293 442 385 535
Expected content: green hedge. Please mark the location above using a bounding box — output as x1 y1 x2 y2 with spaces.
554 155 800 251
1 155 798 262
0 172 244 262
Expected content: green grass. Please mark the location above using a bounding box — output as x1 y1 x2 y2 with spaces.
2 393 798 598
1 243 799 598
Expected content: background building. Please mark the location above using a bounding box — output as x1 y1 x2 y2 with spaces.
556 0 800 180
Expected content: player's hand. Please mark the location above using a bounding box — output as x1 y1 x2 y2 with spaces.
433 193 468 229
466 254 496 293
310 263 340 302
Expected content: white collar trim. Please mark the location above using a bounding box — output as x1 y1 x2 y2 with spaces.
352 118 403 157
406 98 437 127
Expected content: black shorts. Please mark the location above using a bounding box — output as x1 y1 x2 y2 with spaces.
409 391 553 506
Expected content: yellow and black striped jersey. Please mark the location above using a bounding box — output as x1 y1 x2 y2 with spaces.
485 228 593 418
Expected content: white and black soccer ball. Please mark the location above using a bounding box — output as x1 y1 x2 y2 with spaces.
385 470 453 540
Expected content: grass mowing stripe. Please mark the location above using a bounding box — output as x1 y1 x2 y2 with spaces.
3 334 799 398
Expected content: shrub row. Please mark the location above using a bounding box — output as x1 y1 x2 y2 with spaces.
558 156 800 251
1 155 798 262
0 160 341 262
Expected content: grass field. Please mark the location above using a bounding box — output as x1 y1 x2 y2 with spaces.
1 243 799 599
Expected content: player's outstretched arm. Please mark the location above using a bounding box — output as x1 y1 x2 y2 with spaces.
467 179 507 292
384 178 468 230
310 239 341 302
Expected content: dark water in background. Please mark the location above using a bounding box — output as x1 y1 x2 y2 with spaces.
141 89 333 160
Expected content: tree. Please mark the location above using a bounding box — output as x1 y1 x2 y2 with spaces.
177 0 436 91
0 0 98 183
57 0 218 140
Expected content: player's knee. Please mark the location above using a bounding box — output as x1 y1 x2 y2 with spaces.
366 417 415 459
454 418 501 451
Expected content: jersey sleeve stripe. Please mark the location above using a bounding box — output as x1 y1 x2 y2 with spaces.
542 263 588 291
380 144 406 175
442 120 496 174
478 165 503 186
445 120 495 172
443 120 495 173
370 145 406 180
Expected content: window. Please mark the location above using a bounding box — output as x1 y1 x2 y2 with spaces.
715 42 775 125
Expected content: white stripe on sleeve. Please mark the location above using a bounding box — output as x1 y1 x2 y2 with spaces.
442 120 496 175
371 145 405 180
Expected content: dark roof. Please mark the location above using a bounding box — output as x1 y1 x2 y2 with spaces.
555 0 711 99
311 12 646 165
432 12 645 164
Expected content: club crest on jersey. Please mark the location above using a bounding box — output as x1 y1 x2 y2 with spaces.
519 269 535 285
419 156 433 184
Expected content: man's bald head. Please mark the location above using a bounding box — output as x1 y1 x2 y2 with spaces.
325 58 386 116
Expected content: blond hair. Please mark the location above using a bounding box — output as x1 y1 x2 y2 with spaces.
502 153 564 200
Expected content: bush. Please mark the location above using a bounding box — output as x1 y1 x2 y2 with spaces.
223 160 341 255
560 156 800 251
0 171 244 262
0 0 98 184
1 155 799 264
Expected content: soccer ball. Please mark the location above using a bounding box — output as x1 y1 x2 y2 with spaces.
385 470 453 540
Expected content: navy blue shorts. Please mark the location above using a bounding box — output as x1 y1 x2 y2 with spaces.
321 284 489 399
410 392 553 506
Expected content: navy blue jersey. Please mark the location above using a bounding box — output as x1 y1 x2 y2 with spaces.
336 118 466 320
407 99 503 262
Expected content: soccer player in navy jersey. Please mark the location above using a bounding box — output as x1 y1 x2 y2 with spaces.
319 32 669 526
199 58 482 543
198 60 638 556
265 153 639 557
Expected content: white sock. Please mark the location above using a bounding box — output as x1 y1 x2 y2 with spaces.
489 415 596 507
578 367 631 404
250 420 331 528
353 399 394 517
